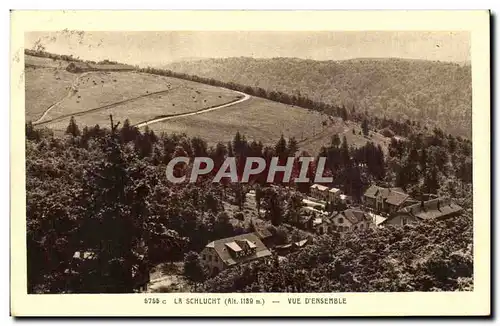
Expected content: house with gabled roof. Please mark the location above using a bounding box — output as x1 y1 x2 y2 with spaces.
363 185 415 214
382 197 463 226
200 233 272 275
331 208 374 233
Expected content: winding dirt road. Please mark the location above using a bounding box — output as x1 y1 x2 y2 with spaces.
34 76 251 127
134 90 251 128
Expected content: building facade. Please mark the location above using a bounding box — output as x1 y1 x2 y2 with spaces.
200 233 272 275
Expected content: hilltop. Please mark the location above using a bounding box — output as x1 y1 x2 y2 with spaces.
25 53 391 154
164 57 472 138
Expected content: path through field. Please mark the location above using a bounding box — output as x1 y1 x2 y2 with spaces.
34 86 180 126
135 90 251 128
33 72 92 124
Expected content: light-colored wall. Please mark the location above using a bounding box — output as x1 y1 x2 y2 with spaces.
332 214 353 232
311 188 328 201
328 192 341 203
200 247 225 274
364 197 376 209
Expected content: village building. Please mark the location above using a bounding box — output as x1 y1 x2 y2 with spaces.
295 213 315 231
382 197 463 226
363 185 415 214
313 216 335 235
274 239 309 255
200 233 272 275
310 184 330 201
328 187 342 203
331 208 374 232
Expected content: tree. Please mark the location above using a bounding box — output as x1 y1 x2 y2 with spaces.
214 212 234 239
262 188 284 226
120 119 138 143
255 185 263 217
79 122 152 293
274 134 288 160
65 116 81 137
423 166 439 194
341 136 350 167
26 121 41 141
362 119 369 137
331 134 341 148
285 192 303 225
341 105 348 122
232 131 247 158
183 251 206 290
233 183 247 210
287 137 299 157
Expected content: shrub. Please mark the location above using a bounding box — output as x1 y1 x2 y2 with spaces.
380 128 395 138
234 212 245 221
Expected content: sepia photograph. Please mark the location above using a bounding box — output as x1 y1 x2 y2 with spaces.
10 10 490 317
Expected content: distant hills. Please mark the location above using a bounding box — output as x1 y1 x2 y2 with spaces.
164 57 472 138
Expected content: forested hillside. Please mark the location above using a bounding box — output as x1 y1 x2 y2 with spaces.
26 113 472 293
165 57 472 138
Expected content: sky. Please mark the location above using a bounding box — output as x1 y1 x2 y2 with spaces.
25 31 470 66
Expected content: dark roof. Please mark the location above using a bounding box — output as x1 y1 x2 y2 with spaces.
364 185 381 199
364 185 409 206
396 198 463 220
254 226 273 239
206 233 271 267
335 209 370 225
385 190 410 206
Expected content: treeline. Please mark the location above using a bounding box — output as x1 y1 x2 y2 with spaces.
25 49 86 63
25 49 130 67
140 66 419 138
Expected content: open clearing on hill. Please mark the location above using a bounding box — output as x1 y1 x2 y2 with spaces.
31 67 237 128
25 66 76 122
27 54 390 154
143 96 390 154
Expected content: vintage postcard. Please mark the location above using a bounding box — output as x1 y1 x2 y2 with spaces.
10 10 490 317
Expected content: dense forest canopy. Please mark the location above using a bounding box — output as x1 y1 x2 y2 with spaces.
26 112 472 293
164 57 472 138
202 214 473 292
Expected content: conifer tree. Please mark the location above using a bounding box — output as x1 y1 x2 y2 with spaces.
65 116 81 137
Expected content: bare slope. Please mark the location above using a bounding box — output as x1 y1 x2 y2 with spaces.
26 54 390 154
146 96 389 153
26 55 237 128
25 66 76 122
